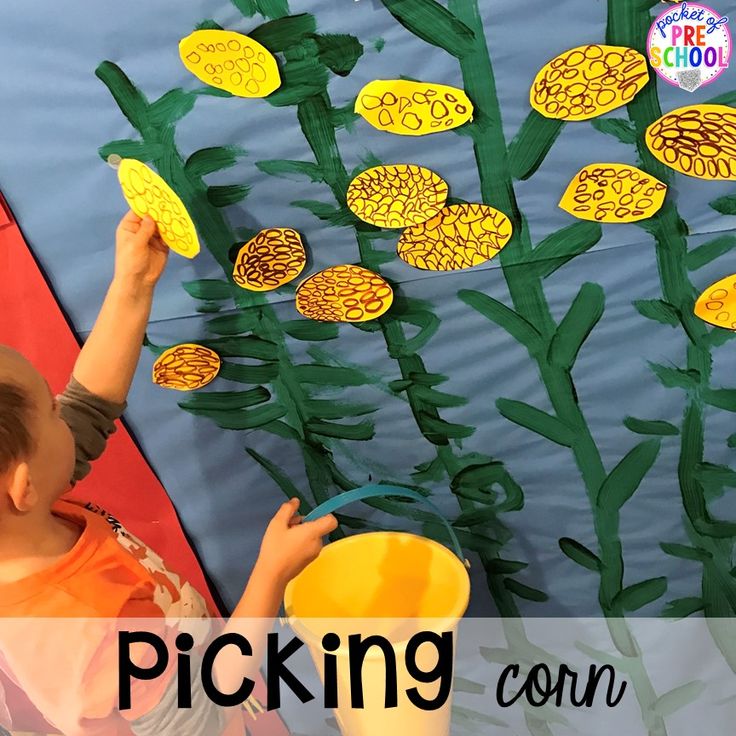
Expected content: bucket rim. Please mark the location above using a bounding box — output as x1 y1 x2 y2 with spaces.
283 530 470 651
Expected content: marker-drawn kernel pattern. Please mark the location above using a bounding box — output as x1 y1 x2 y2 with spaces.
355 79 473 135
233 228 306 291
153 344 221 391
118 159 200 258
559 163 667 223
646 104 736 180
347 164 449 228
695 274 736 329
296 265 393 322
397 204 512 271
179 29 280 98
531 45 648 121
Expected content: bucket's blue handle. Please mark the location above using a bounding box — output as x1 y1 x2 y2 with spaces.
303 484 465 563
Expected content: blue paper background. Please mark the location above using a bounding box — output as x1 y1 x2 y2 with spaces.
2 0 736 618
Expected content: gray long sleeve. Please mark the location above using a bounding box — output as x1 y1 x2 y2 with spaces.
58 376 127 483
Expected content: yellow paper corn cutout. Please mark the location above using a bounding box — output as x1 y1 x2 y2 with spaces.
233 228 306 292
179 30 280 98
355 80 473 135
296 265 393 322
118 159 200 259
646 104 736 180
153 344 221 391
559 164 667 223
531 45 648 121
695 274 736 329
397 203 512 271
347 164 449 228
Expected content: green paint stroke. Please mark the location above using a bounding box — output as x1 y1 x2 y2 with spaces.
607 0 736 672
234 4 539 623
96 61 382 536
377 0 672 733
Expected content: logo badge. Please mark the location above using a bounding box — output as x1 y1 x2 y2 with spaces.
648 2 731 91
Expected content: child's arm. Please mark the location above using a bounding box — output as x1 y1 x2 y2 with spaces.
72 211 168 403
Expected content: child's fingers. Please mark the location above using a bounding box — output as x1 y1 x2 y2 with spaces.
118 210 143 233
136 215 158 240
301 513 338 537
273 498 301 526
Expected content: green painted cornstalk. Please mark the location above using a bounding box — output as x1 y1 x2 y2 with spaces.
96 60 383 537
606 0 736 670
230 4 545 627
376 0 673 733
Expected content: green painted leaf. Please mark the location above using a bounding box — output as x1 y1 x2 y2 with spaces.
417 412 474 441
615 577 667 612
262 420 301 440
706 89 736 105
559 537 601 572
149 89 196 126
196 302 222 314
96 61 150 132
458 290 542 349
695 461 736 488
423 520 500 555
412 385 466 409
649 363 700 390
293 199 356 226
314 33 364 76
496 399 576 447
633 299 680 327
185 146 246 179
193 86 233 98
453 507 501 527
534 221 603 279
389 379 412 393
250 13 316 51
597 439 660 510
660 542 711 562
202 336 278 360
295 364 368 386
178 387 270 411
98 139 162 162
266 57 329 106
704 387 736 411
207 312 260 335
488 559 528 574
183 279 233 301
307 419 375 441
303 399 377 420
282 320 339 341
246 448 309 507
195 19 223 31
710 194 736 215
503 578 548 602
390 310 441 356
380 0 476 59
548 282 604 370
409 372 447 387
662 597 704 618
728 433 736 448
256 159 324 182
207 184 250 207
652 681 706 718
330 101 360 131
591 118 637 144
451 461 524 513
687 234 736 271
508 112 565 180
185 403 287 429
710 327 736 347
218 361 280 383
623 417 679 436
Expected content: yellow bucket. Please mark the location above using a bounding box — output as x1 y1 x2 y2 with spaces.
284 485 470 736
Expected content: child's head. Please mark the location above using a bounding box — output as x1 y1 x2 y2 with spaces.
0 346 75 517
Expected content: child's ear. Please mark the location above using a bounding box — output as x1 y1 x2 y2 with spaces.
8 462 38 513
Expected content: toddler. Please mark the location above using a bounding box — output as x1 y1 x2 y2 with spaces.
0 212 336 735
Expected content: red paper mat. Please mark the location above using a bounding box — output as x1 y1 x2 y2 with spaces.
0 191 287 735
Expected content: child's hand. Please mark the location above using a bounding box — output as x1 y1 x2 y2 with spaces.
114 211 169 289
256 499 338 586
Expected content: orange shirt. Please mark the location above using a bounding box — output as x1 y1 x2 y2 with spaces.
0 499 245 735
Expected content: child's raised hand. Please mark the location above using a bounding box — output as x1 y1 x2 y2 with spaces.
257 498 338 586
114 211 169 289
